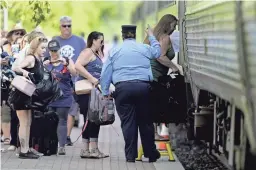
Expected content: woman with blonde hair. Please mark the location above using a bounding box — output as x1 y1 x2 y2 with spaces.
11 36 47 159
144 14 183 140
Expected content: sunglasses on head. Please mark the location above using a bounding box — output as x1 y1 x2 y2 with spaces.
38 37 48 42
62 25 71 28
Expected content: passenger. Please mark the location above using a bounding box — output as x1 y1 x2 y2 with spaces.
43 39 76 155
0 25 26 146
144 14 183 140
12 36 47 159
8 34 28 152
75 31 109 159
10 31 46 155
1 24 26 56
12 31 45 70
100 25 161 162
52 16 86 146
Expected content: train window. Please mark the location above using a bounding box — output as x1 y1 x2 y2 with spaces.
158 0 176 9
132 3 143 23
144 1 158 16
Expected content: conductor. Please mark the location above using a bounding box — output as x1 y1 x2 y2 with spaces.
100 25 161 162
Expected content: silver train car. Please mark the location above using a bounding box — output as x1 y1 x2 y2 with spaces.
131 1 256 169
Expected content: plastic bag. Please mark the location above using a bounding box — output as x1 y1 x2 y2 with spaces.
31 71 63 111
88 87 115 126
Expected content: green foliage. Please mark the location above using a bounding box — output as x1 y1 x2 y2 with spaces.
6 1 138 41
28 0 51 27
0 0 8 9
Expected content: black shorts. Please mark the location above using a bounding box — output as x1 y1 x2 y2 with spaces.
8 88 32 110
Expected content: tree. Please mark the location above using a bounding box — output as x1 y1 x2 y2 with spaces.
5 1 138 40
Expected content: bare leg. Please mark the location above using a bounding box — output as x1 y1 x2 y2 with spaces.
67 115 74 137
2 123 10 143
16 110 30 153
154 123 165 140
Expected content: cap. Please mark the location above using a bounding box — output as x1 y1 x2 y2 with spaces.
48 39 60 51
121 25 137 33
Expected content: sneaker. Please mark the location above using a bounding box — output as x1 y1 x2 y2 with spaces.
19 151 40 159
66 137 73 146
8 145 16 151
30 148 44 156
90 148 109 159
58 147 66 155
155 133 167 141
80 149 90 158
3 138 10 145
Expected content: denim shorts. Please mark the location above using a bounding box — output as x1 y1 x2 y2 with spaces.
68 99 79 116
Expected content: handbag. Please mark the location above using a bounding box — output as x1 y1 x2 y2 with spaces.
75 79 93 95
11 75 36 96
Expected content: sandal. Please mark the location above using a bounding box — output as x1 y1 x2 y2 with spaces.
90 148 109 159
3 138 10 145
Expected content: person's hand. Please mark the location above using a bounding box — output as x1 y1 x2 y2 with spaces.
89 77 99 86
145 24 154 37
60 57 69 66
177 65 184 76
22 70 30 78
171 64 183 76
43 60 50 66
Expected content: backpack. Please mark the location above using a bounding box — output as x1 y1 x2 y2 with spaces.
88 87 115 126
151 73 187 124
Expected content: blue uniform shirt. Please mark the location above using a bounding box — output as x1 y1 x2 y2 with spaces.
100 35 161 96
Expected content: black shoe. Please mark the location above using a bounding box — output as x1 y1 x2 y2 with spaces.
126 159 135 163
66 137 73 146
19 151 40 159
148 150 160 162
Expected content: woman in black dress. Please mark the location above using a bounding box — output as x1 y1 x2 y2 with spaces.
12 36 47 159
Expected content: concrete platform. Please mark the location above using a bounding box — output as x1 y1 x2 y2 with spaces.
1 113 184 170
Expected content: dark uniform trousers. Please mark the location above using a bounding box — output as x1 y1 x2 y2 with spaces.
113 81 157 160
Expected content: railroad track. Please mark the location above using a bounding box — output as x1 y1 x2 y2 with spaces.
169 124 229 170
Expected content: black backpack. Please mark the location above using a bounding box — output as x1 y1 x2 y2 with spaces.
151 73 187 124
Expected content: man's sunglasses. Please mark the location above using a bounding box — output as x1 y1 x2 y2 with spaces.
62 25 71 28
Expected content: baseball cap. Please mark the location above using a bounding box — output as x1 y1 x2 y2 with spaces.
48 39 60 51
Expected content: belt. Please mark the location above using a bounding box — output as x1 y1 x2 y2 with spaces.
115 80 149 86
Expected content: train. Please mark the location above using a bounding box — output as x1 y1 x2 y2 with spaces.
131 1 256 170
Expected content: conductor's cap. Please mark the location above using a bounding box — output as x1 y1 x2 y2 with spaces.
121 25 137 33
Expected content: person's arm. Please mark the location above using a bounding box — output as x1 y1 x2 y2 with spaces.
75 49 98 84
145 35 161 59
100 56 113 96
156 35 178 71
12 55 35 77
67 59 76 76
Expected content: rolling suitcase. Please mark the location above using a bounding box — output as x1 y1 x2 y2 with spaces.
30 110 59 156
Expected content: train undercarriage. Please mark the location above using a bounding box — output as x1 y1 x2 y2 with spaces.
185 86 256 170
